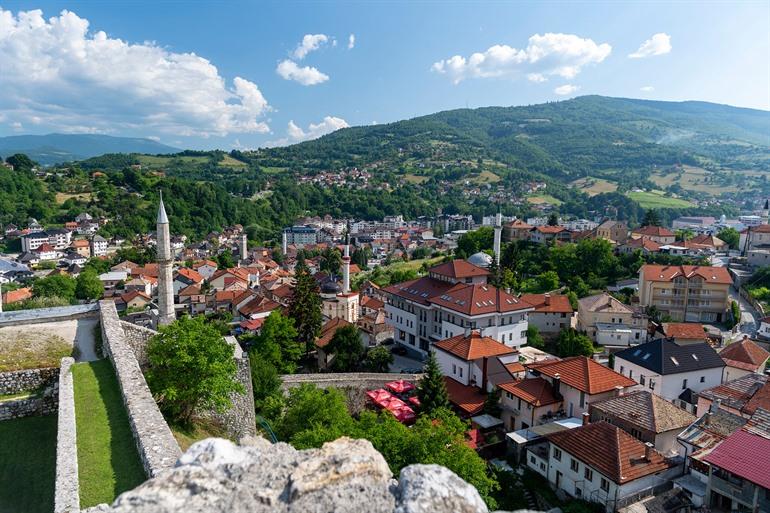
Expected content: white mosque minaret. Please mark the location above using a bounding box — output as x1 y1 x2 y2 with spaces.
156 192 175 326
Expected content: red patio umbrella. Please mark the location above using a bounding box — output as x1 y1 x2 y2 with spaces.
385 380 416 394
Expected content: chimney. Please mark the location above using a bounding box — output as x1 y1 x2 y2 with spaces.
705 412 712 426
644 442 654 461
552 373 561 396
710 398 721 414
544 293 551 305
614 385 624 398
582 412 590 426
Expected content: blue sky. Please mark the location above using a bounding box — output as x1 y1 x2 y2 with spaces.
0 1 768 150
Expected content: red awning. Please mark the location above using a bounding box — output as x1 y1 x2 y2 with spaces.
385 380 416 394
366 389 395 408
390 405 416 424
408 396 421 407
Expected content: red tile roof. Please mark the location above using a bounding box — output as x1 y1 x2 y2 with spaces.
176 267 204 283
428 260 490 279
443 377 486 415
240 318 264 331
178 284 202 296
528 356 636 395
499 378 560 407
719 337 770 372
547 421 674 484
429 283 532 315
632 226 675 237
434 331 515 361
704 429 770 489
361 296 385 310
623 237 662 252
316 318 353 348
662 322 708 341
192 259 218 269
2 287 32 304
119 290 151 303
640 264 733 285
534 225 566 234
520 293 573 313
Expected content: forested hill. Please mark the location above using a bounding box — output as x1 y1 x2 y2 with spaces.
258 95 770 178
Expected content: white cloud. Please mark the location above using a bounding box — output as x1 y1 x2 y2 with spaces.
276 59 329 86
431 33 611 84
0 8 270 137
293 34 328 60
348 34 356 49
268 116 349 146
527 73 547 83
640 85 655 92
554 84 580 96
628 33 671 58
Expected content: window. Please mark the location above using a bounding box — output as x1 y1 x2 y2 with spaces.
579 391 585 408
640 375 646 386
530 455 536 464
452 364 456 374
700 376 705 383
682 378 688 390
570 458 579 472
459 367 463 378
584 468 593 481
620 365 624 374
649 380 655 390
629 370 634 379
553 447 562 461
600 478 610 492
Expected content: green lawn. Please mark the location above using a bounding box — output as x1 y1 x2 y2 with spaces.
626 190 695 209
526 194 564 206
72 360 146 508
0 415 58 513
171 418 229 452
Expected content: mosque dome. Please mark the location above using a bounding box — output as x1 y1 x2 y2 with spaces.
467 251 493 268
321 280 342 295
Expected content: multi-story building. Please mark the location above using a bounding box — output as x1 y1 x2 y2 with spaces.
520 293 575 336
384 260 533 356
282 225 319 247
630 226 676 245
718 336 770 382
594 220 628 244
90 234 108 257
638 265 733 323
502 219 534 242
20 231 51 252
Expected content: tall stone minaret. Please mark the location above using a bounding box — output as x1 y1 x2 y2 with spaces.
342 228 351 294
282 230 288 255
156 192 175 326
240 233 248 262
493 211 502 265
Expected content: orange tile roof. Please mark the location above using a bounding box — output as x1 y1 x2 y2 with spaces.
499 378 560 406
720 337 770 372
534 225 566 234
623 237 662 252
2 287 32 304
520 293 573 313
429 260 490 279
640 264 733 285
176 267 203 283
120 290 151 303
192 259 218 269
443 377 486 415
632 226 675 237
429 283 532 315
70 239 90 248
546 421 674 484
434 331 516 361
528 356 636 395
361 296 385 310
316 317 353 348
178 284 202 296
662 322 708 341
504 362 526 374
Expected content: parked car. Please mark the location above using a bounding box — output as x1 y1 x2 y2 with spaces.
391 345 407 356
400 367 423 374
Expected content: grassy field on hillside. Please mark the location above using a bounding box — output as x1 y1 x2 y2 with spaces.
72 360 146 508
403 173 430 184
468 170 501 184
626 190 695 209
527 194 563 206
219 155 248 167
55 191 93 204
571 176 618 196
650 165 739 194
0 415 57 513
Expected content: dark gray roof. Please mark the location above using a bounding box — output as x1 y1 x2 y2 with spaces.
615 338 724 375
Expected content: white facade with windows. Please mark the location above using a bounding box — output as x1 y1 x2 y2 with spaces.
613 359 723 404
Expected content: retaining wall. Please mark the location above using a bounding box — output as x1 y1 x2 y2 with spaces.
0 367 60 395
281 373 423 414
199 352 257 441
54 357 79 513
119 321 157 367
99 300 181 477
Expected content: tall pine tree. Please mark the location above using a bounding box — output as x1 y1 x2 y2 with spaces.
288 262 323 357
416 350 450 417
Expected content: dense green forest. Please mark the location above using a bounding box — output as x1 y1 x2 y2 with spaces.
1 96 767 242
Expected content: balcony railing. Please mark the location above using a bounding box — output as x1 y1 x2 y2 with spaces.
710 474 758 507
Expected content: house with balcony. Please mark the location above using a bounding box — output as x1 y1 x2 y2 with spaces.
703 426 770 512
638 264 733 323
528 421 676 512
520 293 575 337
498 377 562 432
383 260 533 358
577 292 647 346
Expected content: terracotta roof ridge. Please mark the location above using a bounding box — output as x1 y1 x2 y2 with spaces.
613 425 624 482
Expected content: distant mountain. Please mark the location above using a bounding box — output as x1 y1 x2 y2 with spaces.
0 133 179 165
261 95 770 178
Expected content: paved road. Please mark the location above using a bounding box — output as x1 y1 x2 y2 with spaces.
389 352 425 373
730 285 759 340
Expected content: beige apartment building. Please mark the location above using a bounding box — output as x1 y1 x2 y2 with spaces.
638 265 733 323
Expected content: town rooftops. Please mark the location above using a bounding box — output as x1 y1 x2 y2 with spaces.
622 237 662 252
704 428 770 489
699 374 770 416
316 317 353 348
499 377 560 407
615 338 724 375
428 260 490 279
590 390 696 434
719 336 770 372
632 226 675 237
678 409 746 451
434 331 515 361
443 376 486 416
176 267 204 283
528 356 636 395
520 293 573 313
546 421 674 484
533 225 567 234
640 264 733 285
661 322 708 341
